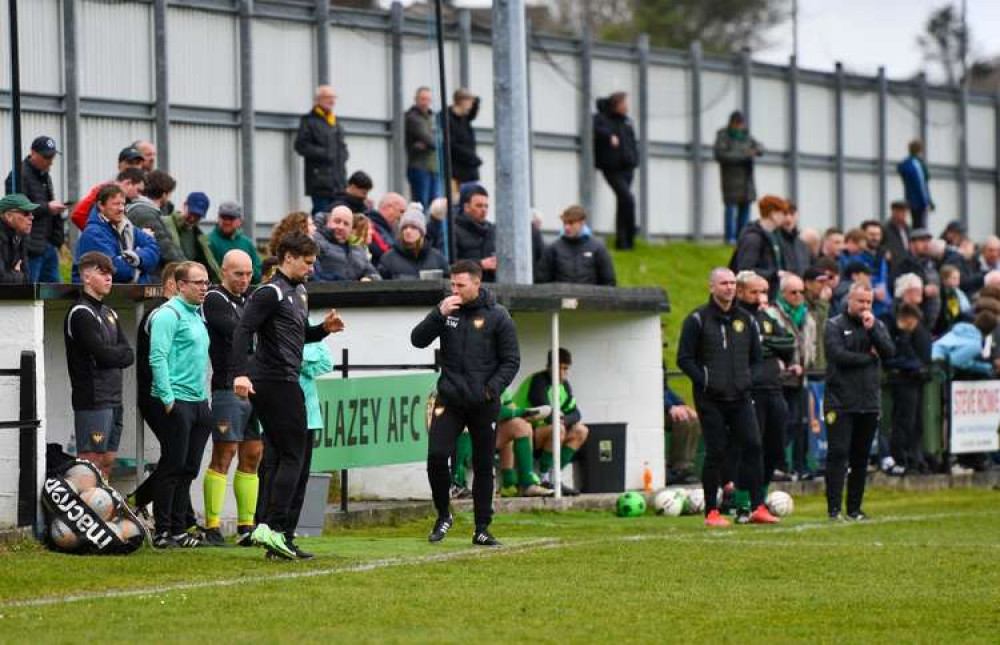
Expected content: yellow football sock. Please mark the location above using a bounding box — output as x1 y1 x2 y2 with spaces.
233 470 259 527
203 469 227 530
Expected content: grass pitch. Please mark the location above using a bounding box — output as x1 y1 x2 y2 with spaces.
1 488 998 643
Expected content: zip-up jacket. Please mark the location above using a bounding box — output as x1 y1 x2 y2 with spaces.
411 287 520 407
64 293 134 409
136 297 167 402
739 301 794 392
535 233 616 286
200 285 249 392
149 296 210 406
824 312 895 413
231 270 329 384
677 297 762 402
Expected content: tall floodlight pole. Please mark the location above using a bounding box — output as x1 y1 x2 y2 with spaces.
434 0 457 261
8 0 23 192
493 0 533 284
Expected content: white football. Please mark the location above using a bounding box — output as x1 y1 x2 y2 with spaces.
767 490 794 517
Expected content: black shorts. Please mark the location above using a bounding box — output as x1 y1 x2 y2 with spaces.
74 407 124 453
210 389 260 442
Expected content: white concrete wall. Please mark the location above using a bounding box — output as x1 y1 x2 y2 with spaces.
0 302 45 529
1 298 663 526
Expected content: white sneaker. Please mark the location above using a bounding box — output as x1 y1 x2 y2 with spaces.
880 456 896 473
950 463 974 476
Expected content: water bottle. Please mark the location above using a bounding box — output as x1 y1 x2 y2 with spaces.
642 461 653 492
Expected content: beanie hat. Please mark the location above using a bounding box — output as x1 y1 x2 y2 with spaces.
399 203 427 236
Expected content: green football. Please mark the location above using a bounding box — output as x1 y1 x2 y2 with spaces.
616 491 647 517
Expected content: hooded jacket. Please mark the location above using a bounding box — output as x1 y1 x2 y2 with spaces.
73 209 160 284
823 312 895 413
126 196 185 271
931 322 994 377
313 228 380 282
378 240 449 280
411 288 520 407
535 230 616 286
593 97 638 173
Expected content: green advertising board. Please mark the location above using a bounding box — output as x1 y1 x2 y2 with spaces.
312 372 438 470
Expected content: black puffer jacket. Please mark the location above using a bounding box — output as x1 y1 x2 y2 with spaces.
454 212 496 281
5 157 62 255
231 270 329 383
677 297 762 402
411 288 520 408
535 233 616 286
64 293 135 409
824 312 895 413
732 220 783 293
294 109 349 199
447 99 481 183
378 241 449 280
593 97 638 173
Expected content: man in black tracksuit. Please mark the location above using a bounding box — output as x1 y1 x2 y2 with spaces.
736 272 794 493
65 252 134 478
678 268 778 526
824 282 895 520
411 260 520 547
231 232 344 560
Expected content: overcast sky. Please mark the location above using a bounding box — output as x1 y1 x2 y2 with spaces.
754 0 1000 82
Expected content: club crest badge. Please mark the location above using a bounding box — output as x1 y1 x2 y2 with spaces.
473 317 485 330
732 319 745 333
90 432 105 446
825 411 837 425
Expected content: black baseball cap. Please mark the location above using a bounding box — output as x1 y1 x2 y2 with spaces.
31 136 59 157
119 146 144 163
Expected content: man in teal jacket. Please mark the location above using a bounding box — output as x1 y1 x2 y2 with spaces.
148 260 211 548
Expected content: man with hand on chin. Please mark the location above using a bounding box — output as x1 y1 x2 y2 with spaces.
412 260 520 547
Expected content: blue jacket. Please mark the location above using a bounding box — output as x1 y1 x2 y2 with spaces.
931 322 993 377
897 155 934 213
73 209 159 284
839 250 892 317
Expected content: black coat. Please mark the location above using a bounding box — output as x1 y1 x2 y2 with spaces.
447 99 481 183
64 293 134 409
741 302 796 391
677 297 762 402
378 241 450 280
882 221 909 269
5 157 62 255
777 227 811 277
411 288 520 407
294 110 349 199
0 219 29 284
535 234 616 286
732 220 782 293
593 98 638 173
823 312 895 413
454 212 496 281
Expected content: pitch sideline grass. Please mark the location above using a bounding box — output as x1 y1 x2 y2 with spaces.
1 489 998 643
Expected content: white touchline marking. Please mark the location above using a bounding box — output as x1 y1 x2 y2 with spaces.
3 509 996 609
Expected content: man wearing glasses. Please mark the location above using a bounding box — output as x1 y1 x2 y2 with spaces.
772 273 818 481
0 194 38 284
148 261 212 549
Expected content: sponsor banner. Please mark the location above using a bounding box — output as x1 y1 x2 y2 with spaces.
312 373 438 470
949 380 1000 454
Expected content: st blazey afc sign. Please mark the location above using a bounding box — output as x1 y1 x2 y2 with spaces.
312 373 438 470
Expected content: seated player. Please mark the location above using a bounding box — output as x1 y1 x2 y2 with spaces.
497 389 553 498
514 347 588 496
